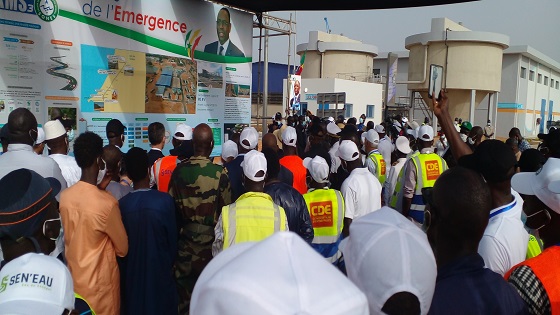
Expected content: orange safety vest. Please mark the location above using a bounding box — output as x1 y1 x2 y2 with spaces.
153 156 178 193
505 245 560 314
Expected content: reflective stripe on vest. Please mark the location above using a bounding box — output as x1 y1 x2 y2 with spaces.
409 153 447 222
153 156 178 193
505 245 560 314
222 199 287 250
368 153 387 184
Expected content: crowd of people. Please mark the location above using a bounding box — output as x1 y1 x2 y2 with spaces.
0 89 559 315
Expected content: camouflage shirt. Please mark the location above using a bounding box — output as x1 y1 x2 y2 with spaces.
168 155 231 245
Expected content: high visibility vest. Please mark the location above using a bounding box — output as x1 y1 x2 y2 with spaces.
303 188 345 263
368 153 387 185
408 153 447 223
505 245 560 314
526 235 543 259
153 156 178 193
390 152 419 212
222 192 288 250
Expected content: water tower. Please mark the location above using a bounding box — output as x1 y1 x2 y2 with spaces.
406 18 509 122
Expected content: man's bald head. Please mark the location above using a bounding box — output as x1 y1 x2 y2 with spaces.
262 133 279 152
431 167 491 247
102 145 122 173
193 123 214 157
7 108 38 145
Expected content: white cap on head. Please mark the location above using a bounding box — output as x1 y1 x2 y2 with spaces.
409 121 420 130
340 207 437 315
221 140 238 160
0 253 75 315
281 126 297 147
240 127 259 150
327 122 342 136
374 124 385 134
36 127 45 144
241 150 267 182
511 157 560 214
402 117 409 123
174 123 193 141
337 140 360 162
407 128 417 139
191 232 369 315
365 129 380 145
395 136 412 155
43 120 66 141
328 116 335 122
303 156 330 184
418 125 434 142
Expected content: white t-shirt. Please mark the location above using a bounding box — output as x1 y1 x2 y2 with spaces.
49 154 81 187
478 190 529 276
383 157 407 206
341 167 382 220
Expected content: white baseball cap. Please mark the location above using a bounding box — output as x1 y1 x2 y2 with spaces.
418 125 434 142
241 150 267 182
240 127 259 150
511 157 560 214
43 120 66 141
173 123 193 141
221 140 238 160
395 136 412 155
328 116 335 122
365 129 380 145
402 117 409 123
36 127 45 144
407 128 418 139
374 124 385 134
191 232 369 315
0 253 75 315
303 156 330 184
337 140 360 162
327 122 342 136
281 126 297 147
409 121 420 130
340 207 437 315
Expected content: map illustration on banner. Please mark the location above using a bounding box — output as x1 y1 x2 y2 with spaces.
0 0 253 155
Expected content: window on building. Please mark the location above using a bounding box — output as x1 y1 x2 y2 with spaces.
538 74 542 83
552 79 555 87
344 104 353 118
557 81 559 89
366 105 375 118
529 70 535 81
544 76 549 85
520 67 527 79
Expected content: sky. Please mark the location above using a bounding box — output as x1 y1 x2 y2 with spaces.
251 0 560 66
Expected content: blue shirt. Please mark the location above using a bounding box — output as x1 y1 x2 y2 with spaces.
118 189 178 315
225 154 245 201
429 253 528 315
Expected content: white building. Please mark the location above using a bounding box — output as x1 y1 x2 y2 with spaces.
375 45 560 138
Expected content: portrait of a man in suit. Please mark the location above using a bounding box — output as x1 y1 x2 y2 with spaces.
290 79 301 110
204 8 245 57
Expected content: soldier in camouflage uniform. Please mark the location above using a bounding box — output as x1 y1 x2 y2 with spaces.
168 123 232 314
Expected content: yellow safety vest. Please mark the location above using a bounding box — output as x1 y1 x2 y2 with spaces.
526 234 543 259
222 192 288 250
408 153 447 222
303 188 344 263
368 152 387 185
390 151 419 211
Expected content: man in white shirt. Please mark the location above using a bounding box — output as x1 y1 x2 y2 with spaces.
44 120 81 187
383 136 411 206
338 140 382 237
0 108 67 198
459 140 529 275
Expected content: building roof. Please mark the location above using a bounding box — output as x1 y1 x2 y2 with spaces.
209 0 477 13
504 45 560 73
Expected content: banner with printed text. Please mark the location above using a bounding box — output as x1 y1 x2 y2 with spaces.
0 0 252 155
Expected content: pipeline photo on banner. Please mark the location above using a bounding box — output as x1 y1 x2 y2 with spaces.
0 0 253 156
289 74 301 114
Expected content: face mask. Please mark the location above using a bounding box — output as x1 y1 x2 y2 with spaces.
467 137 475 145
359 118 364 124
67 129 75 142
97 158 107 185
305 116 310 123
460 134 468 142
43 217 62 241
